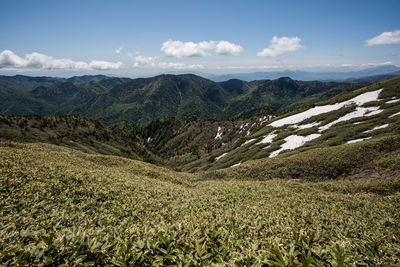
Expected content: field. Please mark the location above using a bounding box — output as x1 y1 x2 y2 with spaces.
1 141 400 265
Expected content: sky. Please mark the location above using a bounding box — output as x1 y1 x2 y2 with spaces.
0 0 400 77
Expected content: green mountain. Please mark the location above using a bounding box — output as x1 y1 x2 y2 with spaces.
112 75 400 173
0 73 368 124
1 76 400 265
0 114 161 164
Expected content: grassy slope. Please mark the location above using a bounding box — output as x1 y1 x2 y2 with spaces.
206 76 400 170
1 141 400 265
0 115 161 164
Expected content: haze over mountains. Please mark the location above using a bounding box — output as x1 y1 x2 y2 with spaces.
204 65 400 82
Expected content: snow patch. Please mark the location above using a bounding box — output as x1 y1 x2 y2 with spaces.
293 122 320 129
241 138 256 146
364 124 389 133
231 162 241 167
215 126 223 140
269 89 383 128
319 106 382 132
346 137 371 144
256 131 277 145
269 134 321 158
215 153 227 161
389 111 400 118
387 99 400 104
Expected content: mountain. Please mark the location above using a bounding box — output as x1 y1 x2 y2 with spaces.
66 74 110 83
0 73 368 124
0 114 161 164
207 65 400 82
0 75 64 94
112 75 400 173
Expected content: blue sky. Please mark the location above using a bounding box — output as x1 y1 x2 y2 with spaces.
1 0 399 76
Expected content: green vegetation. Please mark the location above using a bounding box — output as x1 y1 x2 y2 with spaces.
1 75 400 265
1 142 400 265
0 115 161 164
1 74 368 124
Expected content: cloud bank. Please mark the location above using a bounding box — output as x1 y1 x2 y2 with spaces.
161 39 243 57
129 52 204 69
257 36 304 57
0 50 123 70
365 30 400 46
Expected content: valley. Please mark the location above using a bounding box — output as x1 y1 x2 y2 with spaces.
1 74 400 265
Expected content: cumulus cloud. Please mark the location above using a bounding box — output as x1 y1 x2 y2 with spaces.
257 36 304 57
366 30 400 46
129 52 204 69
0 50 123 70
160 39 243 57
128 52 157 67
115 45 124 54
161 39 216 57
215 41 243 56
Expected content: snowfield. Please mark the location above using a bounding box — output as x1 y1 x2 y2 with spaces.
364 124 389 133
269 134 321 158
269 89 383 128
318 106 382 132
346 137 371 144
256 132 277 145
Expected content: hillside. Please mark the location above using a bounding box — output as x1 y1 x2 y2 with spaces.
0 74 368 124
0 115 161 164
110 76 400 173
201 76 400 172
1 77 400 265
1 141 400 265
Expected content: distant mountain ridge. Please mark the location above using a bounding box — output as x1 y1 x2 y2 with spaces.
0 73 368 124
206 65 400 82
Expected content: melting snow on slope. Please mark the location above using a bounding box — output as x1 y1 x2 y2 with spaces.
387 99 400 104
215 126 223 140
293 122 320 129
215 153 227 161
390 111 400 118
269 89 383 128
364 124 389 133
346 137 371 144
319 106 383 132
269 134 321 158
256 131 277 145
231 162 241 167
241 138 256 146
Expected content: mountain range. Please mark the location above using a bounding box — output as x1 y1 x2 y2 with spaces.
0 73 368 124
204 65 400 82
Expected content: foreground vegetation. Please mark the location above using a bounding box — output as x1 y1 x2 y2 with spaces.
1 141 400 265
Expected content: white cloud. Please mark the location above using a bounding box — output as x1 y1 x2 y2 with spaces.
361 61 393 67
257 36 304 57
128 52 157 67
160 39 243 57
89 60 123 70
0 50 123 70
130 52 204 69
115 45 124 54
341 63 353 67
158 62 204 69
366 30 400 46
161 39 216 57
215 41 243 56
